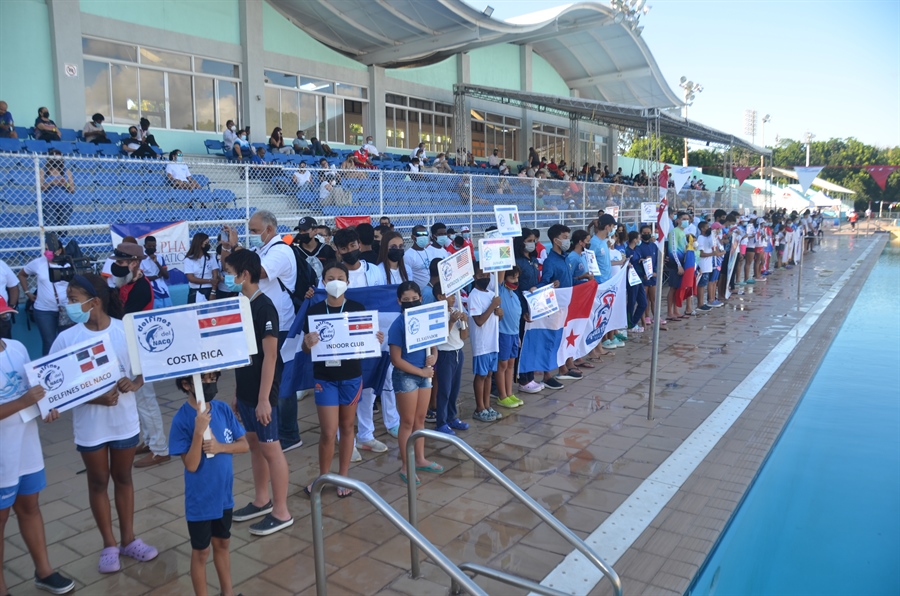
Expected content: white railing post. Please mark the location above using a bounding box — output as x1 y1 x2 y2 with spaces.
244 164 250 244
379 171 384 218
34 154 45 252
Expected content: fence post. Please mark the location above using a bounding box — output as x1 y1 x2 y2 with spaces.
469 175 474 232
244 165 250 243
379 171 384 219
34 155 45 252
533 178 538 229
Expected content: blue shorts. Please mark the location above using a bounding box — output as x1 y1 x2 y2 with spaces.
391 369 432 394
314 378 362 407
76 433 140 453
710 269 720 282
642 277 657 288
697 272 710 287
499 333 520 361
473 352 499 376
0 469 47 510
154 296 173 308
236 400 280 443
668 272 682 288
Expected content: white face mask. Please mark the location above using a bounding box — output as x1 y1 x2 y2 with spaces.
325 279 348 298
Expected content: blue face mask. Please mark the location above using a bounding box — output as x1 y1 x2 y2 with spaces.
436 235 450 247
66 299 92 324
248 234 264 249
415 236 429 249
680 220 689 229
224 274 242 293
463 233 471 240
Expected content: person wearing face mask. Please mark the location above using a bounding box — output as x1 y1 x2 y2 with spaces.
446 225 474 263
223 119 238 150
137 117 159 147
83 112 110 144
292 130 310 154
231 128 252 160
17 242 73 355
301 262 382 498
292 217 325 279
49 273 158 573
184 233 219 304
496 268 524 410
376 231 413 285
566 230 593 286
469 267 503 422
512 230 543 394
121 125 157 159
139 236 171 308
427 222 451 260
707 223 726 308
33 106 60 141
165 150 202 190
405 225 434 287
222 250 293 535
170 370 248 596
694 221 718 312
625 231 648 333
666 212 690 322
590 214 617 285
389 282 442 486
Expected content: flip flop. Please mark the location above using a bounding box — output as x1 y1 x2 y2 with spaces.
119 538 158 562
579 362 596 369
303 485 312 498
337 487 354 499
399 472 421 485
415 462 444 474
98 546 120 574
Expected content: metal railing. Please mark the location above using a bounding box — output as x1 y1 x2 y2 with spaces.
405 429 623 596
309 473 487 596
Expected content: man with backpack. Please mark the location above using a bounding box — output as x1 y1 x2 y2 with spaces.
221 210 316 452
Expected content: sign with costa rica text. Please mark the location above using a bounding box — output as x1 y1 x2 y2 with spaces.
124 296 256 382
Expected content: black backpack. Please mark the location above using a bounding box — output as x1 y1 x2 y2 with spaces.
273 241 318 313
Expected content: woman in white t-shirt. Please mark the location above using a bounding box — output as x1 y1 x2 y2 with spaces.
0 323 76 594
374 231 413 286
183 233 218 304
48 274 157 574
17 248 73 355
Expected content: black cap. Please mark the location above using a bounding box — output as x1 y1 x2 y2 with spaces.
295 216 317 231
598 214 617 228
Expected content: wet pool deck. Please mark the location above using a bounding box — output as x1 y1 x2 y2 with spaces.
3 232 889 596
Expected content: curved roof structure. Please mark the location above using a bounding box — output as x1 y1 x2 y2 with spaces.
266 0 682 108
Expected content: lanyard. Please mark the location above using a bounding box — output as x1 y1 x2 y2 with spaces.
325 300 346 314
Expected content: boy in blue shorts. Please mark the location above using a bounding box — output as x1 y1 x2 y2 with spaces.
468 265 502 422
170 372 248 596
496 267 524 409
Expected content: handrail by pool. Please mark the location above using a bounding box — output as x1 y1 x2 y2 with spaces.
405 429 623 596
455 562 571 596
309 473 487 596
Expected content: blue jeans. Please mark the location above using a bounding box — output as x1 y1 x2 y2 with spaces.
33 308 59 356
275 330 301 447
435 349 463 428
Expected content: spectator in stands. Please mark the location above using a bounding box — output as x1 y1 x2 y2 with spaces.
249 147 277 181
309 136 334 157
318 173 338 205
379 216 393 230
230 128 252 160
223 119 238 150
268 127 294 155
612 167 623 183
166 150 202 190
407 157 421 174
122 126 157 159
140 236 171 308
488 149 501 168
40 149 74 228
352 146 375 169
498 159 510 176
433 152 452 173
33 107 60 141
83 113 110 144
0 101 16 138
528 147 540 169
137 117 158 147
362 136 380 157
292 163 312 187
292 130 309 154
18 241 72 355
410 142 428 164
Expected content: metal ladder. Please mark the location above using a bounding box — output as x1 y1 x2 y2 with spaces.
405 429 623 596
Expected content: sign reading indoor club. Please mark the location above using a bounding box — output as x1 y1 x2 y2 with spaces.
308 310 381 362
124 297 254 383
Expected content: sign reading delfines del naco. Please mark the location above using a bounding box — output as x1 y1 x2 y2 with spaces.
124 296 257 383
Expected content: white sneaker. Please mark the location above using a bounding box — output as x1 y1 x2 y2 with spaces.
358 438 388 453
602 339 617 350
518 381 543 394
350 447 362 462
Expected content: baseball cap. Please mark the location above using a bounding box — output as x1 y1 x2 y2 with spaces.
461 225 470 233
711 222 724 230
0 297 16 316
113 243 145 260
598 214 617 228
295 216 318 231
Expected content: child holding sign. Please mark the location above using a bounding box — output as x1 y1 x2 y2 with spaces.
170 372 248 596
469 266 503 422
49 274 157 573
432 286 469 435
0 321 75 595
389 281 442 485
496 267 523 409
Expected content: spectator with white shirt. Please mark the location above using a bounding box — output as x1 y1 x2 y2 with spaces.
223 119 238 150
183 233 218 304
488 148 501 168
292 163 312 187
17 245 72 355
165 150 202 190
0 259 18 339
404 226 433 287
362 136 380 157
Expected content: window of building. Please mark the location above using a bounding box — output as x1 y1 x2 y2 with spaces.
82 36 241 132
265 70 367 145
532 122 569 164
471 110 520 160
580 130 610 169
385 94 453 153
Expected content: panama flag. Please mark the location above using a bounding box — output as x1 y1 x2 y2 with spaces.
280 286 402 398
519 269 628 374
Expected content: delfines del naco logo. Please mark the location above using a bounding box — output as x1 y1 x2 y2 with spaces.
137 315 176 353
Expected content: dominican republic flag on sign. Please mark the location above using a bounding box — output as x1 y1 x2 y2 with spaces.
280 286 402 398
519 269 628 374
197 303 244 339
76 342 110 373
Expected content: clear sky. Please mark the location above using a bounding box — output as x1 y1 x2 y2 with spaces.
468 0 900 149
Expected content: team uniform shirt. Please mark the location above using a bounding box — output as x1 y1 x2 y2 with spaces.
0 259 17 304
140 256 170 300
253 236 297 333
23 257 69 313
589 236 611 283
374 264 413 286
183 255 217 290
388 315 426 368
539 250 574 289
437 302 466 352
633 241 657 282
405 247 433 287
696 234 714 274
165 163 192 183
609 247 624 277
744 223 757 249
302 299 366 382
0 340 44 489
169 400 245 522
497 285 522 336
50 319 140 448
235 293 282 407
565 251 589 285
467 288 499 357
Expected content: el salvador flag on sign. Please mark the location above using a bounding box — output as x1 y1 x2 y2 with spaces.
519 269 628 374
279 286 402 398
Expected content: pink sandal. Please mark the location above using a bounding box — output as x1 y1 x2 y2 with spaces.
98 546 120 573
120 538 158 562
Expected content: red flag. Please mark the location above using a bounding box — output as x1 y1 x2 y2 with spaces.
334 216 371 229
733 166 758 186
656 195 670 245
865 166 899 190
658 165 670 189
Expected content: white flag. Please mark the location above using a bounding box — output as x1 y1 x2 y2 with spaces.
671 166 696 193
795 166 824 194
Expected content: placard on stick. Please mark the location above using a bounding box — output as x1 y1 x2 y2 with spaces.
640 202 659 223
493 205 522 238
438 248 474 296
478 237 515 273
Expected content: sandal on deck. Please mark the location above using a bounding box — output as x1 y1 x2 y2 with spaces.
120 538 158 562
98 546 120 574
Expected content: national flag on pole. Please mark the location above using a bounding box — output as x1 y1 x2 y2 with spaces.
196 302 244 339
280 286 401 397
76 342 109 373
865 165 899 190
674 237 697 308
518 269 627 373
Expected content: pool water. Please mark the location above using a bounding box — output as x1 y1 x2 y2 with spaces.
688 242 900 596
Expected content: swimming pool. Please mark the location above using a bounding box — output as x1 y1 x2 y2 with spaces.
688 242 900 596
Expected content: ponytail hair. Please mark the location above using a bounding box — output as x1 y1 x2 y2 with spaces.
78 273 123 319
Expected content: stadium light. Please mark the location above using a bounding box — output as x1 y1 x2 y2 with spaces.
483 5 494 17
679 77 703 166
610 0 646 30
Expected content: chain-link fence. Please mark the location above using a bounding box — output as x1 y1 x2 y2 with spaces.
0 152 743 273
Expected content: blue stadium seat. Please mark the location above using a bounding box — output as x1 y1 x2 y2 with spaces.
118 173 144 187
82 209 113 225
191 189 213 205
8 170 35 186
74 142 100 156
0 138 23 153
192 174 210 188
96 144 119 157
3 211 38 227
58 129 78 142
70 190 94 205
24 139 49 154
211 189 236 205
13 127 29 139
72 171 95 187
146 189 169 204
204 139 224 155
95 190 121 205
94 169 119 186
170 189 193 204
4 188 36 207
115 209 145 223
105 132 123 144
145 174 167 187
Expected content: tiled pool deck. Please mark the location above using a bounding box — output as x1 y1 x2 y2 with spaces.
3 232 888 596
